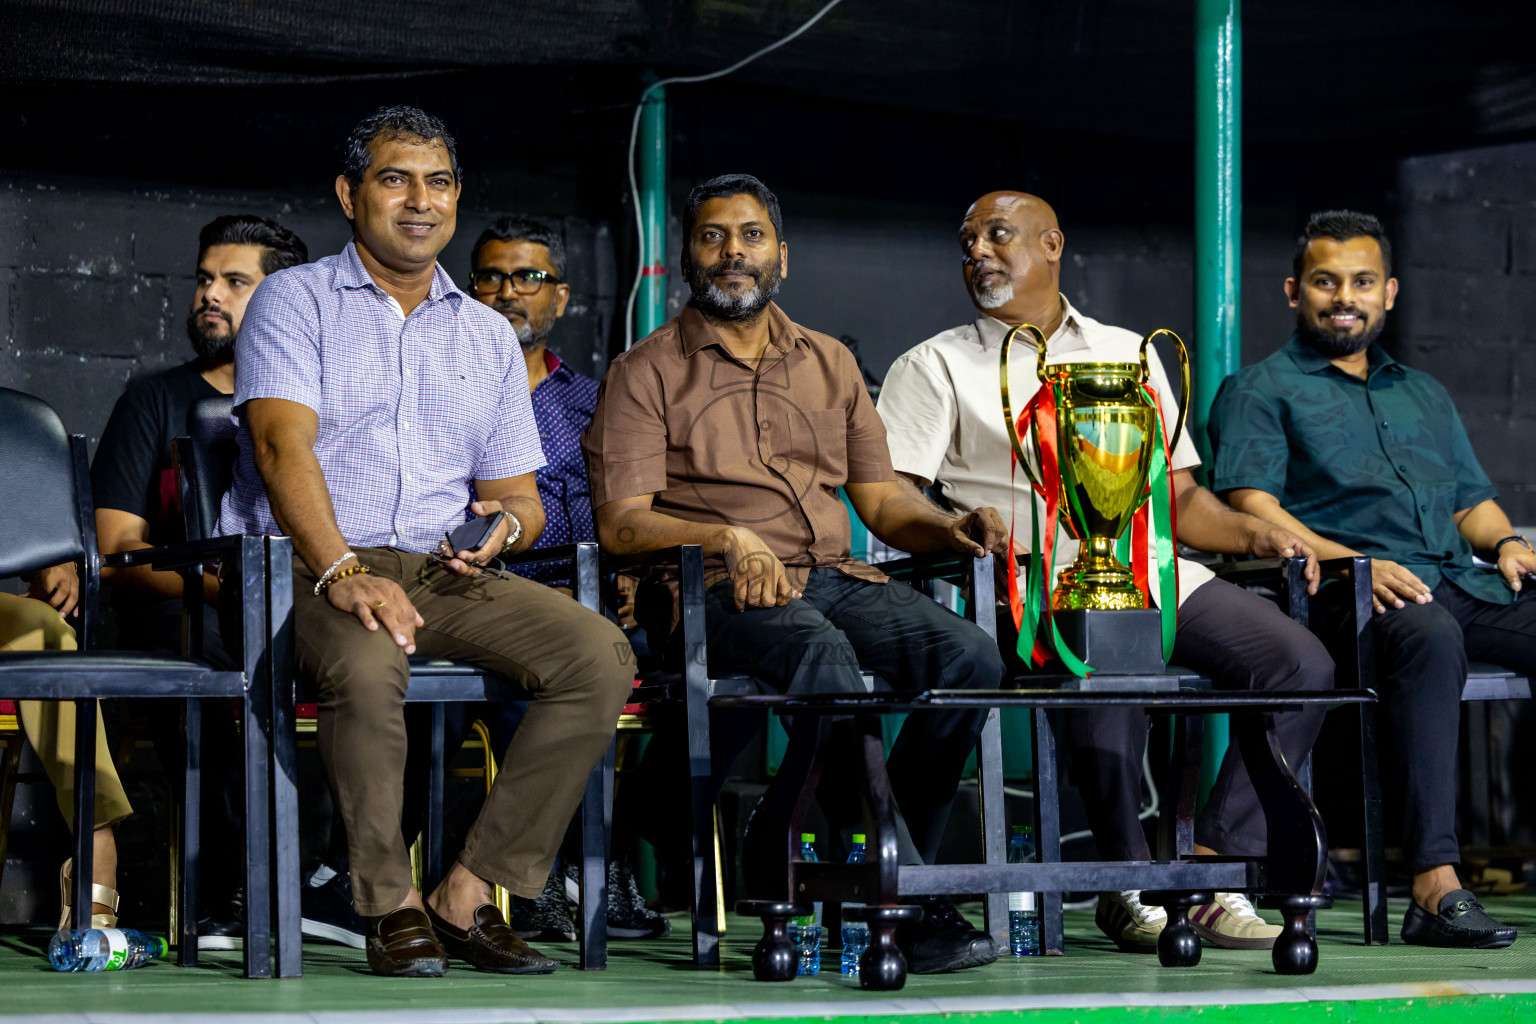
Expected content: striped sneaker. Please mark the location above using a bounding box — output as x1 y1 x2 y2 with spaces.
1190 892 1281 949
1095 890 1166 952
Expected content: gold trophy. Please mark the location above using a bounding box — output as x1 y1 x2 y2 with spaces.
1001 325 1190 611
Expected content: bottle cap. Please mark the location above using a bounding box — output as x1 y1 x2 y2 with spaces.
851 833 866 844
1010 825 1027 834
800 833 816 843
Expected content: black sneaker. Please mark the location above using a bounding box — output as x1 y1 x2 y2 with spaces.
196 888 245 951
606 861 670 939
511 871 577 942
301 869 367 949
896 896 998 974
1401 889 1517 949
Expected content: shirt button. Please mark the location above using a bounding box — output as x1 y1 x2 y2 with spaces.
405 368 413 377
1398 464 1407 472
761 420 772 430
405 473 413 482
402 421 411 430
1420 504 1428 512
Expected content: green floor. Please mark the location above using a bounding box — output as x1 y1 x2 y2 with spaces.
3 896 1535 1023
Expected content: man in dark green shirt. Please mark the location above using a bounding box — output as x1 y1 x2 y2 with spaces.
1210 209 1536 950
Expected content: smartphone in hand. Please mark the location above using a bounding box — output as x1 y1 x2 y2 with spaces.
446 512 506 558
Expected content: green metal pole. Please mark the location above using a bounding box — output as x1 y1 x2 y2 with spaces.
1195 0 1241 802
637 80 669 339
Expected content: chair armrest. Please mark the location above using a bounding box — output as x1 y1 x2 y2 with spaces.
597 544 694 574
102 535 248 572
497 543 579 567
1209 557 1288 585
874 550 992 586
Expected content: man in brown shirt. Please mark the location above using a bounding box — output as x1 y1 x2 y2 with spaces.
584 174 1010 975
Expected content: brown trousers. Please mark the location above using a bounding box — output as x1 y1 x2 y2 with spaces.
292 548 632 916
4 593 133 831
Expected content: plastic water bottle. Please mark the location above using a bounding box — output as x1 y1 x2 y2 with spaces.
789 833 822 975
49 928 169 972
1007 825 1041 956
840 833 868 975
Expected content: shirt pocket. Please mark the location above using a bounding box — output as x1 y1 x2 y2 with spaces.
786 408 849 492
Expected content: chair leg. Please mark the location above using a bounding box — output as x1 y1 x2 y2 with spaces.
179 700 201 966
977 708 1009 948
1030 708 1063 955
70 699 96 932
241 693 273 979
579 738 613 970
0 734 22 899
268 538 302 978
426 703 446 894
1359 702 1389 944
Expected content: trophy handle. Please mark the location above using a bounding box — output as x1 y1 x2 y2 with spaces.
1000 323 1048 490
1139 328 1191 457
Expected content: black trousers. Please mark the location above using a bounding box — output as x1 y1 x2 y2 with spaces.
1044 577 1334 860
633 567 1005 869
1360 579 1536 871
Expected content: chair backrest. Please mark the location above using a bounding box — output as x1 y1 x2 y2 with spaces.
180 395 237 543
0 388 91 579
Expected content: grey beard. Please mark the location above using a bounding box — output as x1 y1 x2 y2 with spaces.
974 279 1013 310
698 279 778 321
510 319 549 352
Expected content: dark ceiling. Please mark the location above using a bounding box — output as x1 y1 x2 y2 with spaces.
5 0 1536 146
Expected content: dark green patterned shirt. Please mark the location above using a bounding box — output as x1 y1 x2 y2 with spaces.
1209 335 1510 606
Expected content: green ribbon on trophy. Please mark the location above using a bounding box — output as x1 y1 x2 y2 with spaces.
1000 324 1190 676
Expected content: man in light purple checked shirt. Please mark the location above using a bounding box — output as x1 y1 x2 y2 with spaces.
218 105 632 978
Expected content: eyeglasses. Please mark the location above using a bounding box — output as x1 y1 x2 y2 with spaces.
431 534 513 581
470 268 563 296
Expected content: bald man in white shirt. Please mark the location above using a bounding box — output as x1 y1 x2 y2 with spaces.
877 192 1334 954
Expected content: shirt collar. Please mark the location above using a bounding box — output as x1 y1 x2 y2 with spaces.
974 293 1093 356
678 301 808 360
1284 333 1402 378
331 240 466 311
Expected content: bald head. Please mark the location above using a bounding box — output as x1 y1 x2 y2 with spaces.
965 191 1060 235
957 191 1066 329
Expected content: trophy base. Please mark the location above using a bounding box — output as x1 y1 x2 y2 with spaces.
1052 609 1166 675
1051 552 1148 611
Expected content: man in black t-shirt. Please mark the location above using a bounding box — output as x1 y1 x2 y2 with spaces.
91 215 321 947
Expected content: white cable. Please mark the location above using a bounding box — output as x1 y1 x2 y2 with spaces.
623 0 846 349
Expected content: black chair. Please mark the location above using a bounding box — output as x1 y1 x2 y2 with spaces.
1307 555 1531 945
0 387 290 978
178 395 613 972
623 544 1010 965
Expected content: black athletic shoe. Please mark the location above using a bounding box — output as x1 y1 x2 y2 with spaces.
897 896 998 974
301 870 368 949
605 862 670 939
511 872 577 942
1401 889 1517 949
196 889 245 951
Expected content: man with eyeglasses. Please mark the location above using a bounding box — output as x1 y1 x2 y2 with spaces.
218 106 633 977
467 217 671 944
468 217 595 590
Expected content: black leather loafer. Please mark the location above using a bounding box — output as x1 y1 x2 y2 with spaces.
426 902 559 974
366 907 449 977
1401 889 1517 949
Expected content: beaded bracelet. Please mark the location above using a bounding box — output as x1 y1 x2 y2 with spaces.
316 564 371 596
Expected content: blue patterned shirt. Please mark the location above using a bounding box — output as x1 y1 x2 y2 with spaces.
218 241 545 553
511 350 600 586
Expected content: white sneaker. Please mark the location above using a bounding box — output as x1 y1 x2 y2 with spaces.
1095 890 1167 952
1190 892 1282 949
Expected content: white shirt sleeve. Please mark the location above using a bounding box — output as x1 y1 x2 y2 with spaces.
876 350 955 485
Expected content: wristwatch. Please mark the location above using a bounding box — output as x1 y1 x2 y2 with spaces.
498 513 524 555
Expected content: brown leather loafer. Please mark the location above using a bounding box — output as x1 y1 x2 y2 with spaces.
366 907 448 977
426 902 558 974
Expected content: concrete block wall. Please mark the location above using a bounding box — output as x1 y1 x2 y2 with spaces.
0 176 616 454
1396 142 1536 525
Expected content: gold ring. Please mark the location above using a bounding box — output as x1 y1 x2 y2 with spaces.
375 600 388 609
